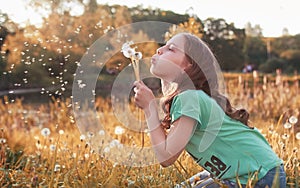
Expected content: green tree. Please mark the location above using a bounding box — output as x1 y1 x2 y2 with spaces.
0 25 8 75
243 37 268 70
259 57 285 73
202 18 246 71
280 49 300 73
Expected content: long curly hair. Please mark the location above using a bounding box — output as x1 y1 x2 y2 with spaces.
160 33 251 129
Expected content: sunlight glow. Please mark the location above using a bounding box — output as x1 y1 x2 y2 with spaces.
0 0 299 37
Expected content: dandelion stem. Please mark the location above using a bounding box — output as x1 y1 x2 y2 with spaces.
130 57 144 149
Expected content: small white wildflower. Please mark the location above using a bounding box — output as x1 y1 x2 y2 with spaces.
49 144 56 151
72 153 77 158
87 132 94 138
296 132 300 140
98 130 105 136
110 139 120 148
113 162 119 167
127 179 135 186
0 138 7 144
54 164 61 172
84 153 89 159
41 128 51 137
103 147 110 153
36 141 42 150
281 133 290 140
59 130 64 135
80 134 86 141
289 116 298 124
117 143 123 149
114 126 125 135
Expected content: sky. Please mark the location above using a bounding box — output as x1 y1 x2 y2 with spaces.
0 0 299 37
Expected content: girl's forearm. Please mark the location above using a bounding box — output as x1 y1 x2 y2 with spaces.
144 101 174 163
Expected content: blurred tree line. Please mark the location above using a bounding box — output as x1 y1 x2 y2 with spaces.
0 0 300 95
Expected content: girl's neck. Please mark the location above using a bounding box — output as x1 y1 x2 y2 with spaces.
161 78 196 97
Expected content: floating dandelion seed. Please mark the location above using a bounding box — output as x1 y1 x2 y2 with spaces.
284 122 292 129
289 116 298 124
41 128 51 137
54 164 61 172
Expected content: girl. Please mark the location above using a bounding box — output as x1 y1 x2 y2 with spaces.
133 32 286 187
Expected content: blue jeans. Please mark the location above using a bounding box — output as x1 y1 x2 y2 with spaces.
184 165 287 188
221 164 286 188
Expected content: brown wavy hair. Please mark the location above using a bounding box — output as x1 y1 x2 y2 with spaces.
160 33 252 129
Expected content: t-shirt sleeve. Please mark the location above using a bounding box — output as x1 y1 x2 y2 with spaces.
170 91 202 125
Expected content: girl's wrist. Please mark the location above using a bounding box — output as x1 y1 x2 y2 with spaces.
144 99 158 118
144 99 161 131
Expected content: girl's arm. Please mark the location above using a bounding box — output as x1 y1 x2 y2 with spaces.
134 81 196 167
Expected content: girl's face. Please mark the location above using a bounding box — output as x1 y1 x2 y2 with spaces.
150 34 190 82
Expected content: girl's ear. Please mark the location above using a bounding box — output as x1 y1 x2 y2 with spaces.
182 56 192 69
185 61 193 69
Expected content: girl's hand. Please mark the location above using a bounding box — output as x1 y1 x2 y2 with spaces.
133 81 155 111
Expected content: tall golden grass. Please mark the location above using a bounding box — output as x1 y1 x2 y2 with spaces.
0 73 299 187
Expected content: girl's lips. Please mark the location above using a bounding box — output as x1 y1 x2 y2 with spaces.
151 57 156 64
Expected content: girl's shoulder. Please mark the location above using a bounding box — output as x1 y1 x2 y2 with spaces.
174 90 213 106
177 89 209 99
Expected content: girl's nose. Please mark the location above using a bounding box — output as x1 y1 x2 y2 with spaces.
156 48 162 55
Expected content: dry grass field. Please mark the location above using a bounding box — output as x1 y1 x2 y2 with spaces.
0 72 299 187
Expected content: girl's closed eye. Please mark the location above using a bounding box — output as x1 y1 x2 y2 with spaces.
168 44 175 51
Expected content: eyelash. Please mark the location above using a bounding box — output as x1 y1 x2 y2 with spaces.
168 45 174 51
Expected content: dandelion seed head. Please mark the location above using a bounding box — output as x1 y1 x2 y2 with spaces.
54 164 61 172
293 147 298 153
50 144 56 151
281 133 289 140
133 51 142 60
0 138 7 144
87 132 94 138
72 153 76 158
59 130 64 135
284 122 292 129
103 147 110 153
98 130 105 136
289 116 298 124
121 41 135 58
114 126 125 135
110 139 120 148
41 128 51 137
296 132 300 140
80 134 86 141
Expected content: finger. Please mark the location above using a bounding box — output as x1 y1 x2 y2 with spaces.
133 80 141 87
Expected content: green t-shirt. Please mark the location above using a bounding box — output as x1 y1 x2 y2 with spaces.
170 90 282 184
